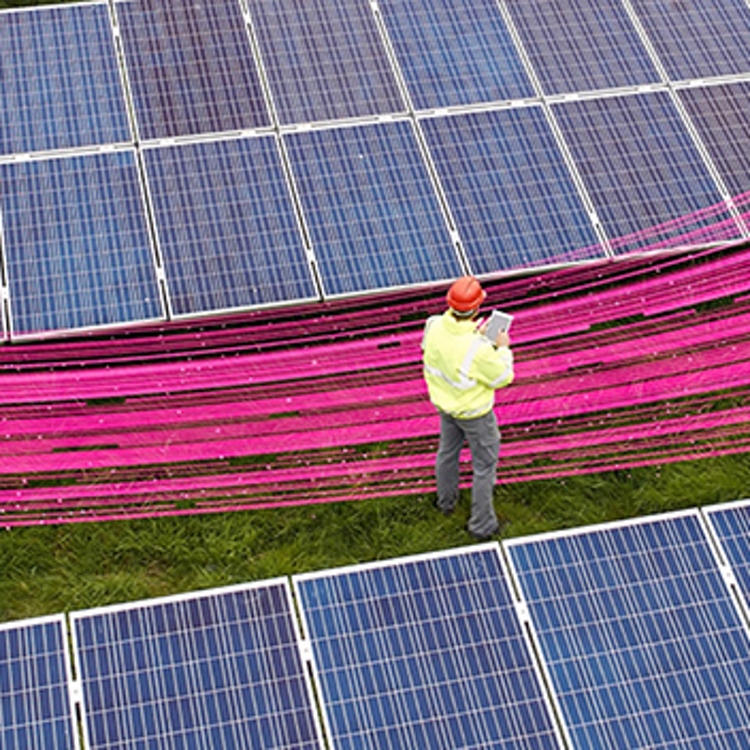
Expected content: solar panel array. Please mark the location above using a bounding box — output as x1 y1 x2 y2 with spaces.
1 0 750 339
4 505 750 749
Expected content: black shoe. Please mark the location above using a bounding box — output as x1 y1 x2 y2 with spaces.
434 493 459 516
467 518 508 541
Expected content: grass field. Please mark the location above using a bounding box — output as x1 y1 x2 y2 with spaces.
2 452 749 623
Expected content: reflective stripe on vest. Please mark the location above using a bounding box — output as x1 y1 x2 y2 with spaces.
423 336 485 391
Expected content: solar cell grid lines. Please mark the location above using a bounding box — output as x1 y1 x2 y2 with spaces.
143 136 317 316
0 3 130 156
294 545 563 750
247 0 404 125
376 0 535 110
420 106 603 275
503 0 661 95
506 512 750 749
114 0 270 140
71 581 324 750
0 615 78 750
552 90 738 253
677 82 750 203
283 120 462 296
0 151 163 337
705 500 750 618
628 0 750 80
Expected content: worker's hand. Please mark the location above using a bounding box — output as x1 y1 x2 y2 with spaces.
494 330 511 349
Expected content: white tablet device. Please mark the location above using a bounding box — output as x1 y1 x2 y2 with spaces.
484 309 513 341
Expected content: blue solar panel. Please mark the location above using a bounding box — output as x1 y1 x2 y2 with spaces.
0 151 163 337
506 512 750 749
248 0 404 125
678 82 750 202
377 0 534 110
143 136 317 316
294 545 563 750
705 500 750 615
420 107 603 275
114 0 270 140
552 90 738 253
72 581 323 750
0 3 130 156
284 121 462 296
0 615 78 750
629 0 750 80
504 0 660 95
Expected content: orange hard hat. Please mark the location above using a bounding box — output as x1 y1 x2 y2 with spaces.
446 276 486 313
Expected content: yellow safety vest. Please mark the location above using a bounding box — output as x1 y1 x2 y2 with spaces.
422 311 514 419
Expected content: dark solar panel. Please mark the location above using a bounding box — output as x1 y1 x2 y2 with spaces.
0 151 163 337
284 120 462 296
0 616 78 750
629 0 750 80
504 0 661 95
72 582 324 750
294 546 563 749
420 107 603 274
705 500 750 616
506 512 750 749
678 81 750 201
377 0 534 110
143 136 317 316
552 90 737 253
0 3 130 156
248 0 404 125
115 0 270 140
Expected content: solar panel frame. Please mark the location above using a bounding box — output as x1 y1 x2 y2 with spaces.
71 579 325 750
551 89 739 253
142 134 319 317
247 0 405 126
376 0 535 110
0 614 79 750
703 499 750 620
505 510 750 749
0 149 165 339
419 105 604 275
283 119 463 297
677 81 750 203
294 544 565 750
113 0 271 141
628 0 750 81
502 0 661 95
0 2 132 157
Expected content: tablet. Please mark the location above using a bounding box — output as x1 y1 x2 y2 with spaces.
484 309 513 341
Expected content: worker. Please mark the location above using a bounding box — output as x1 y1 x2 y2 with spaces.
421 276 514 540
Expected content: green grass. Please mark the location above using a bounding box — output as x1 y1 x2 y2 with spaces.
2 453 750 623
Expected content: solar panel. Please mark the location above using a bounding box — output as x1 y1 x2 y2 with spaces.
420 106 603 275
0 150 163 337
0 615 78 750
551 90 738 253
505 511 750 749
114 0 270 140
283 120 462 296
376 0 534 110
704 500 750 616
0 3 130 156
143 136 317 317
71 581 324 750
294 545 564 750
629 0 750 81
678 81 750 202
248 0 404 125
503 0 660 95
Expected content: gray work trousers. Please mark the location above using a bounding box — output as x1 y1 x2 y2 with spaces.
435 409 501 537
